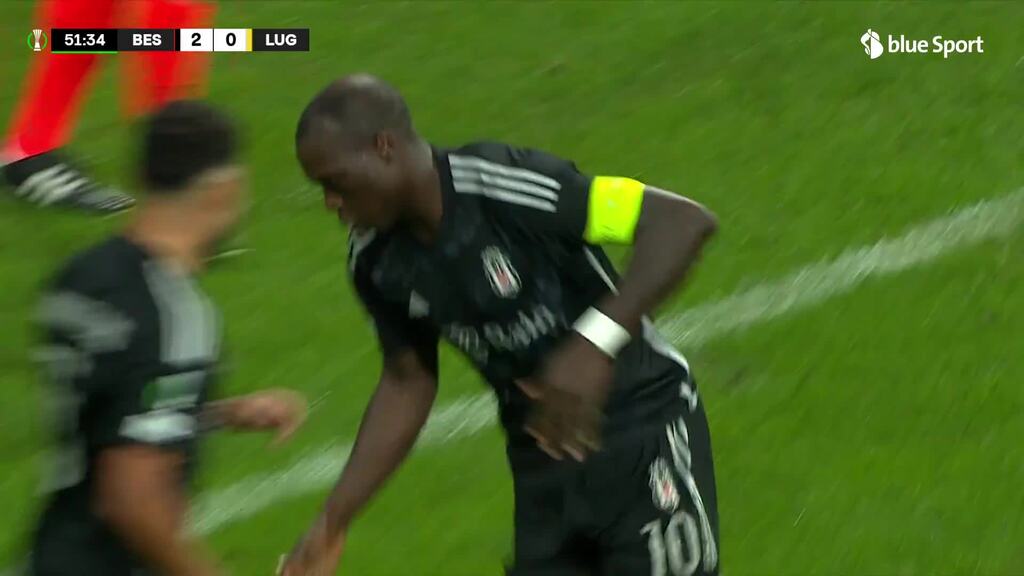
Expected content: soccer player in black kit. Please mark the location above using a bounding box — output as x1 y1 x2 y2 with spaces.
29 100 306 576
281 75 719 576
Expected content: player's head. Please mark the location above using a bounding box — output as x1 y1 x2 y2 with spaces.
295 74 419 230
140 99 247 255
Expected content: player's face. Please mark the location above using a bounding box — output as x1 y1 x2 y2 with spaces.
297 129 406 230
197 166 249 254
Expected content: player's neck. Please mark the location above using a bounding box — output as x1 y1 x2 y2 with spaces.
405 141 445 245
125 203 206 274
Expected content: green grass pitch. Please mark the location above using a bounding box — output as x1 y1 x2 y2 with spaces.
1 2 1022 574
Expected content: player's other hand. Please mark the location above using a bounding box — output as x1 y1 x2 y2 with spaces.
278 515 346 576
518 333 614 462
230 388 308 446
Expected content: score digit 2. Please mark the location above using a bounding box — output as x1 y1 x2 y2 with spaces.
179 28 213 52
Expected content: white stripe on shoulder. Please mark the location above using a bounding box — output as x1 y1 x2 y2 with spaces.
451 168 558 201
348 227 378 272
449 154 562 191
452 179 556 212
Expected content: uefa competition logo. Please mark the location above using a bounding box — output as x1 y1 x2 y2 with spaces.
27 29 48 52
860 29 984 60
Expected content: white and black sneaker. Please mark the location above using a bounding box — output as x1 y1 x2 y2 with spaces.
3 151 135 214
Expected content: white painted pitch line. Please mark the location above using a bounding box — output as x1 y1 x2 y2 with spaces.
184 189 1024 536
658 189 1024 347
4 191 1021 569
190 393 496 535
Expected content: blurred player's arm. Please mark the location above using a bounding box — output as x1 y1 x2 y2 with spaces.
323 254 440 533
281 257 439 574
95 447 223 576
283 351 437 574
201 389 307 445
323 346 437 532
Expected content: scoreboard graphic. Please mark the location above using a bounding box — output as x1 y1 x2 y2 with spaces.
34 28 309 53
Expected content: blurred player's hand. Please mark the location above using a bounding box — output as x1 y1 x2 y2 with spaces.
229 388 308 446
278 515 346 576
518 334 614 461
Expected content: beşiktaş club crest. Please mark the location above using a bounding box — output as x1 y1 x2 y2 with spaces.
481 246 521 298
649 457 680 512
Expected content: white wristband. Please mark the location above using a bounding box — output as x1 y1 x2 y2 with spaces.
573 307 631 358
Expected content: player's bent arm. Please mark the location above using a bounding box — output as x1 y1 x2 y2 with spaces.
95 446 224 576
591 183 717 335
320 348 439 536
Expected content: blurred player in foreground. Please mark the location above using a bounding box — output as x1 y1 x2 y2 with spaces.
3 0 216 213
30 100 306 576
281 75 719 576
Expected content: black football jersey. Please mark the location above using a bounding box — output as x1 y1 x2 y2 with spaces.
31 235 219 574
350 142 694 448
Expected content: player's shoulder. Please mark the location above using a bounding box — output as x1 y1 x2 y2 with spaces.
50 236 148 296
447 140 517 164
40 236 152 350
447 140 578 174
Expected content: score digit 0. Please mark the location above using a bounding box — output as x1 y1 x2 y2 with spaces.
213 28 248 52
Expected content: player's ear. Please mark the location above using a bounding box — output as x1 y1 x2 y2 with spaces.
375 132 393 162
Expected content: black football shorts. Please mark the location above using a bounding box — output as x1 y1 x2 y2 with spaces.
507 391 719 576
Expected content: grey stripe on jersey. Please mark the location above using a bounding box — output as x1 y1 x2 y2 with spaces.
143 261 219 365
452 180 557 212
583 246 619 294
36 291 135 353
450 169 559 201
448 154 562 191
449 154 560 212
135 261 219 430
348 227 378 272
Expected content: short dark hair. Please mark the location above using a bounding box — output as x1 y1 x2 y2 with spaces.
141 100 238 194
296 75 413 147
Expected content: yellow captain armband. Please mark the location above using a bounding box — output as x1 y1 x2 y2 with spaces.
583 176 646 244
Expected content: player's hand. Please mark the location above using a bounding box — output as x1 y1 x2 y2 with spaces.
278 515 346 576
518 333 614 462
230 388 308 446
